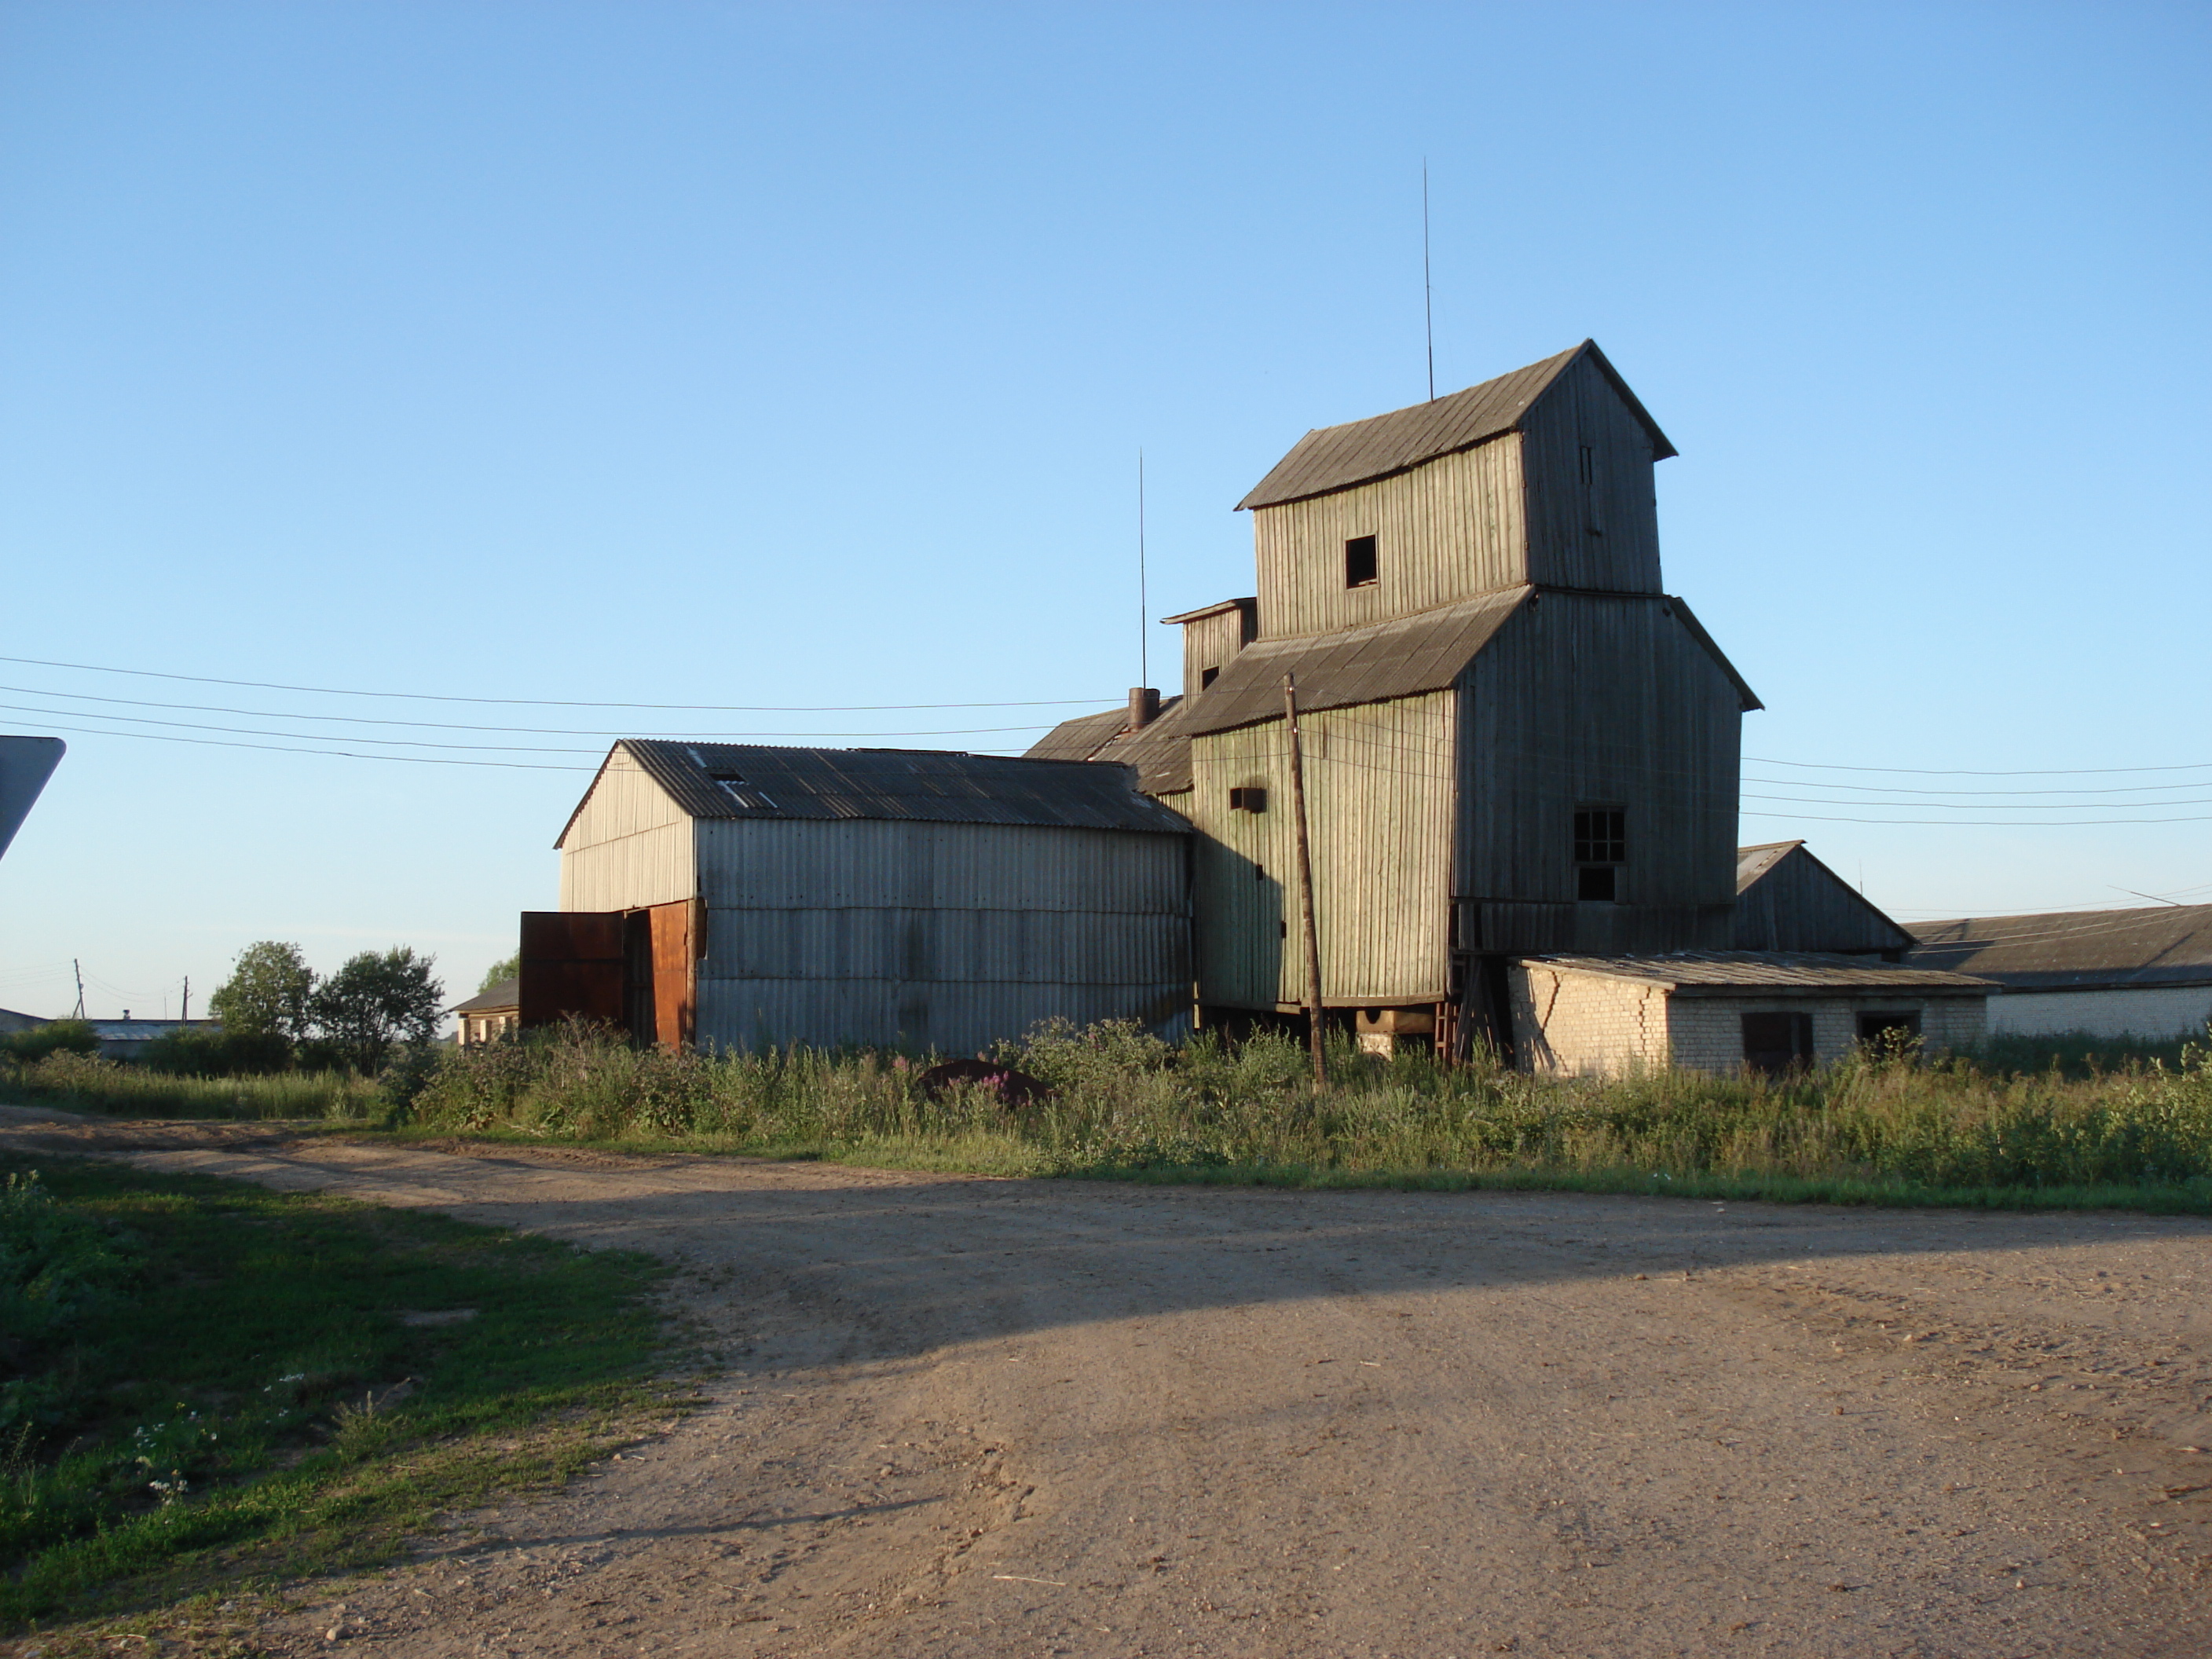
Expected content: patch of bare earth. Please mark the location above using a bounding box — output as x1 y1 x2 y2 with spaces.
3 1104 2207 1657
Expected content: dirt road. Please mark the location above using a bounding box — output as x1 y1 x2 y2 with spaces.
6 1108 2208 1657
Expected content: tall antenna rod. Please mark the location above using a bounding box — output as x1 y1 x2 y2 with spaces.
1422 159 1435 402
1137 449 1148 688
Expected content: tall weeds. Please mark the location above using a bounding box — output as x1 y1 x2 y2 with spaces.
399 1018 2212 1199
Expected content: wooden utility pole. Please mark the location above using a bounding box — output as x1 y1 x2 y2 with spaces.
1282 674 1326 1090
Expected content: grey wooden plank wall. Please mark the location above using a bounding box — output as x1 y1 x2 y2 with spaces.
1455 593 1739 955
1250 438 1526 640
1517 350 1664 594
1188 693 1456 1009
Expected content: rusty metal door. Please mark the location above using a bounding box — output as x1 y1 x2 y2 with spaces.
646 899 696 1049
518 911 624 1031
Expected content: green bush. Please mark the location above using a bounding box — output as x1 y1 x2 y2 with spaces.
137 1027 294 1077
0 1023 98 1065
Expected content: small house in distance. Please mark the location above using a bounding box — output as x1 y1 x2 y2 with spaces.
1510 954 1993 1077
452 978 519 1047
528 742 1193 1055
1734 840 1913 958
1908 904 2212 1040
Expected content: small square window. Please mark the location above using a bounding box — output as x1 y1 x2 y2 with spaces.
1577 864 1617 902
1573 807 1626 863
1344 535 1379 588
1229 786 1268 814
1200 665 1220 690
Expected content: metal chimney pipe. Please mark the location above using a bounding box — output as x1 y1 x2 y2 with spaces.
1127 687 1160 731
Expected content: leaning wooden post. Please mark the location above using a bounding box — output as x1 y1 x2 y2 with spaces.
1283 672 1327 1092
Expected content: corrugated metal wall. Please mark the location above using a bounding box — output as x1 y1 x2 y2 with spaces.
1456 593 1738 954
1516 351 1664 593
692 818 1191 1053
1250 438 1526 640
558 747 696 911
1188 693 1456 1009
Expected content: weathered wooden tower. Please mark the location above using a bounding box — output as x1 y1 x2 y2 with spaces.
1034 340 1762 1052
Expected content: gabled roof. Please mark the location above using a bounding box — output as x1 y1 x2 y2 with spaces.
1906 904 2212 992
1736 840 1801 892
561 741 1191 845
1523 952 1994 996
452 977 520 1015
1236 340 1675 511
1024 697 1199 798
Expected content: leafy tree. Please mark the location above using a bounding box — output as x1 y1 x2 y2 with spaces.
2 1020 100 1063
207 942 316 1042
309 947 444 1073
478 954 521 994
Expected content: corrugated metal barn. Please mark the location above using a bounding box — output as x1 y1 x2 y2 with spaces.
529 742 1192 1055
1035 339 1762 1056
1907 905 2212 1040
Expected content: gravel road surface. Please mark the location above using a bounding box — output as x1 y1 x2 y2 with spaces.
5 1108 2207 1657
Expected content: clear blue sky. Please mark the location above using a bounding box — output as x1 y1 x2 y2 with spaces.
2 2 2206 1020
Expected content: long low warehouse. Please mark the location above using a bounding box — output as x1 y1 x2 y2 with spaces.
525 741 1194 1056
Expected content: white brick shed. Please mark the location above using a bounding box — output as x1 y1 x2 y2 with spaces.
1510 953 1994 1078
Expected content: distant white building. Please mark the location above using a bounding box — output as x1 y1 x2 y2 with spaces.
1908 906 2212 1041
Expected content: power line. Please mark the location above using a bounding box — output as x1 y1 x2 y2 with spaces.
1747 753 2212 778
0 654 1119 712
0 683 1066 741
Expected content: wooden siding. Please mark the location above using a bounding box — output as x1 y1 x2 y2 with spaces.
1456 594 1738 954
1181 606 1256 698
558 747 696 911
1516 350 1664 593
1249 438 1526 640
692 818 1190 1053
1734 845 1913 954
1188 693 1455 1009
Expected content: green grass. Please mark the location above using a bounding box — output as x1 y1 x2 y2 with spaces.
0 1155 679 1639
379 1018 2212 1214
0 1050 379 1120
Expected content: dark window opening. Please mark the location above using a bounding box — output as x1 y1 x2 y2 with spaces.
1578 444 1595 487
1574 804 1624 901
1344 535 1379 588
1855 1010 1921 1048
1741 1011 1813 1077
1254 862 1266 882
1200 665 1221 690
1229 786 1268 813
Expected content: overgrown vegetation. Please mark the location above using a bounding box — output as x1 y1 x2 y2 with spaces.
8 1016 2208 1210
0 1051 381 1120
0 1156 673 1634
378 1017 2212 1210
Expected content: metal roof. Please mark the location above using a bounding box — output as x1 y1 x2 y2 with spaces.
451 977 519 1015
576 741 1192 840
1906 904 2212 992
1236 341 1676 511
1523 952 1994 995
1159 597 1258 626
1180 587 1533 738
1025 698 1198 797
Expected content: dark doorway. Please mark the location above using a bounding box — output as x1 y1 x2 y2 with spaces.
1741 1010 1813 1076
1855 1009 1921 1049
